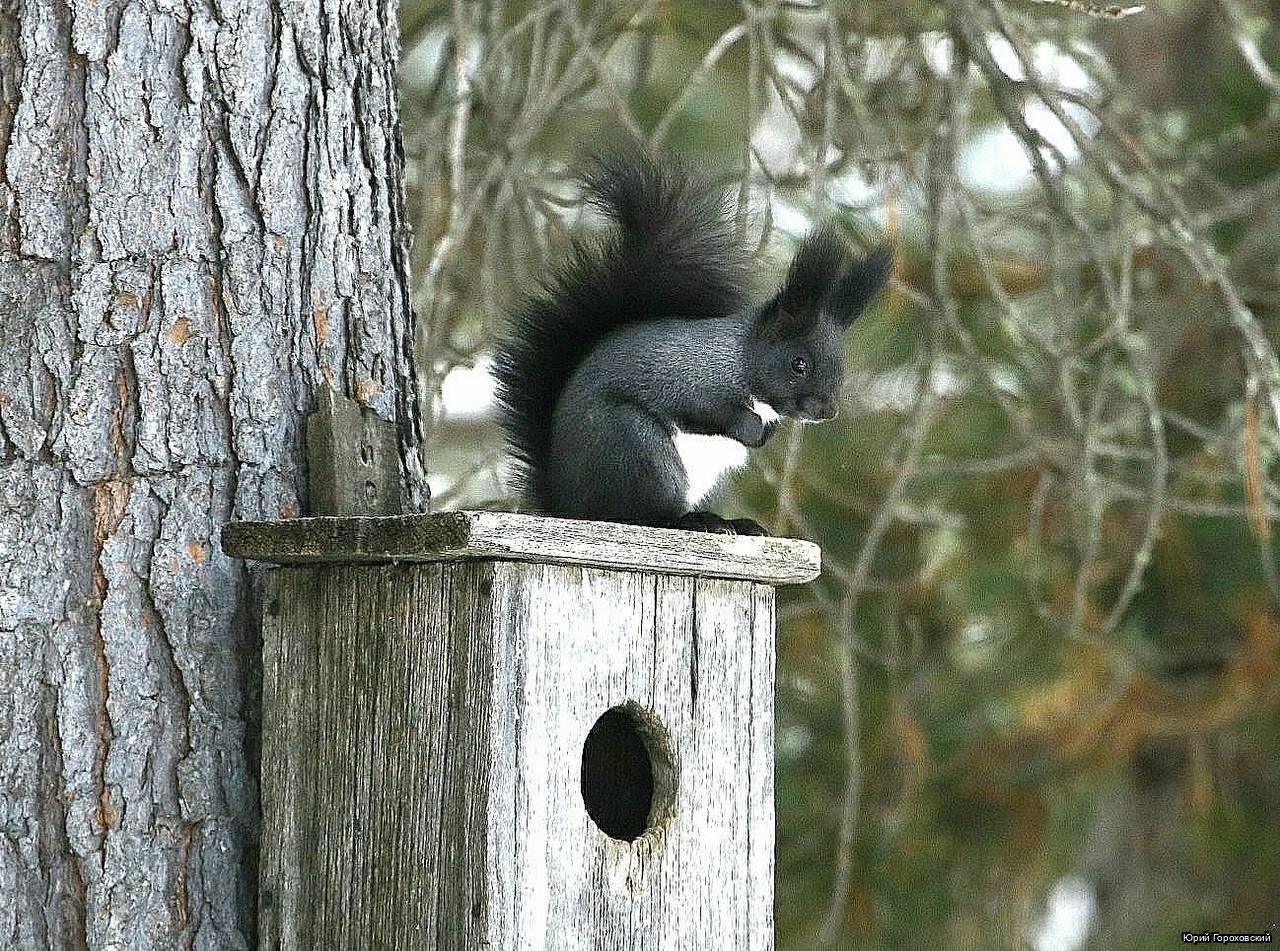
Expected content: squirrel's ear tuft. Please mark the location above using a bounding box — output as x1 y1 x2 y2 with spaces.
832 243 895 328
754 298 815 340
756 227 848 339
756 232 895 338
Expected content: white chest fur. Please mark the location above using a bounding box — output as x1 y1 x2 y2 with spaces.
672 432 749 507
672 399 779 507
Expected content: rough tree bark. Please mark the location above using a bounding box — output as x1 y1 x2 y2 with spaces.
0 0 426 946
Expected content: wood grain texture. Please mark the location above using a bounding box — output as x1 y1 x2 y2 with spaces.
223 510 821 584
259 560 777 949
303 385 404 515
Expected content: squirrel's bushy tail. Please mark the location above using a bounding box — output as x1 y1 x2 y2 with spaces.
491 149 752 512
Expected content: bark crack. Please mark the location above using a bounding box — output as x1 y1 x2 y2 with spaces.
88 479 128 847
689 580 699 710
0 5 25 252
43 679 89 945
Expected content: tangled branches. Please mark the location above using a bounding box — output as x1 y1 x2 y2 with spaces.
399 0 1280 942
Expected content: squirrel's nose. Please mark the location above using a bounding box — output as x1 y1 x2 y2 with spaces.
801 398 838 421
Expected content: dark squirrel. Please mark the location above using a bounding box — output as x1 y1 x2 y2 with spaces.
491 151 893 536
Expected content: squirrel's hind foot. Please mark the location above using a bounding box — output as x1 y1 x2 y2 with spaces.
670 512 771 537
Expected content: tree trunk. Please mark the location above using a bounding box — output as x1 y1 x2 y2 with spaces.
0 0 425 946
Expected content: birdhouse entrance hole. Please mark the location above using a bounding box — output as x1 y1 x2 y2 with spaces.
580 702 676 842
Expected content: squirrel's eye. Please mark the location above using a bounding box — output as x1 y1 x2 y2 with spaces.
791 355 809 375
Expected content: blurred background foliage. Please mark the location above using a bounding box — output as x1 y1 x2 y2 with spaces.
395 0 1280 946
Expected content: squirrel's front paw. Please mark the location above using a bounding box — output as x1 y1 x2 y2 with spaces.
758 419 780 447
726 409 767 448
728 517 770 536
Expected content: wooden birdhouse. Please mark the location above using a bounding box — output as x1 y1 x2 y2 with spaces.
222 511 820 950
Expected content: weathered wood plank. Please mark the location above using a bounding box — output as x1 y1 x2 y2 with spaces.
748 582 778 943
304 385 403 515
259 563 495 949
222 510 821 585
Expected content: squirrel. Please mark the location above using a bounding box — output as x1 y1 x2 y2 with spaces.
491 150 893 536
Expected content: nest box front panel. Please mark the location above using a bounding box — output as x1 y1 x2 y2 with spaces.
484 561 776 951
